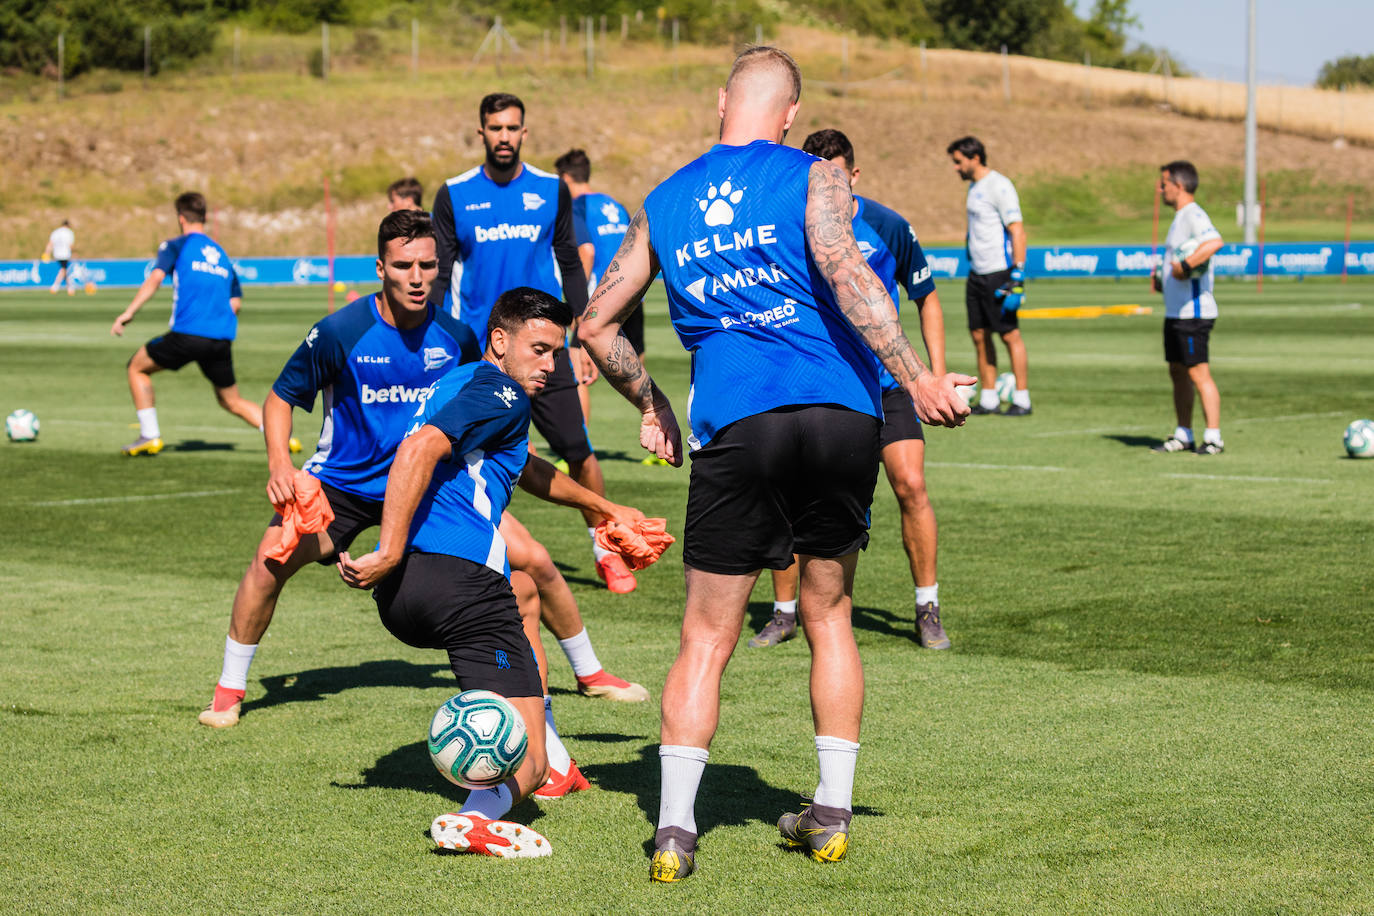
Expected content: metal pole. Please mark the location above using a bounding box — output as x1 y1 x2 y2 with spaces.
842 34 848 84
411 18 419 76
919 40 926 102
585 17 593 79
560 16 566 52
600 15 606 42
233 26 240 79
144 25 151 84
756 24 762 45
1242 0 1258 244
1001 44 1010 102
622 14 628 41
672 19 679 82
321 22 329 79
1084 51 1091 104
57 32 64 100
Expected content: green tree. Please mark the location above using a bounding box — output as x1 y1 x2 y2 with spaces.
928 0 1067 54
1317 54 1374 89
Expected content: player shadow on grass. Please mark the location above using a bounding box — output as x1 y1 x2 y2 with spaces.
240 659 450 715
1104 434 1164 449
746 600 916 644
169 439 236 452
549 559 601 590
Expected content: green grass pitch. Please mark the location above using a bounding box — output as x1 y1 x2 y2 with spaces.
1 279 1371 914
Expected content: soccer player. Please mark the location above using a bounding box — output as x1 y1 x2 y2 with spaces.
1151 160 1225 455
387 177 425 211
44 219 77 296
431 93 640 594
110 192 262 456
947 136 1032 416
750 129 951 651
337 287 645 858
578 47 973 881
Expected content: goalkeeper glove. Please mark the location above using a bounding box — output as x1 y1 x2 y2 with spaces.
996 266 1026 313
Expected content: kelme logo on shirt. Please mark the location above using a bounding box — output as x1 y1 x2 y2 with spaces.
475 223 541 243
600 201 622 223
494 385 519 408
360 383 430 405
201 245 221 266
305 327 319 348
423 347 452 371
698 179 746 227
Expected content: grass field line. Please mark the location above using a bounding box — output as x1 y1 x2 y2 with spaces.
1162 473 1335 484
1227 302 1364 315
32 488 244 507
1029 410 1350 438
927 461 1068 472
46 417 264 436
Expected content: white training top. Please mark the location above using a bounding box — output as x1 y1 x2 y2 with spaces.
965 170 1023 275
1163 202 1221 319
49 226 74 260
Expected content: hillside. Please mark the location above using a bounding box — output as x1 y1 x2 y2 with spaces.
3 23 1373 260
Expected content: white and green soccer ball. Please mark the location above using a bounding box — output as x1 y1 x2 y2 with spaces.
1175 236 1212 276
954 382 979 406
995 372 1016 404
1344 419 1374 459
428 689 528 789
5 409 39 442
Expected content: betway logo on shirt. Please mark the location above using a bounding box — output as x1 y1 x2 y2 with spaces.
475 223 542 243
674 225 778 268
360 383 430 405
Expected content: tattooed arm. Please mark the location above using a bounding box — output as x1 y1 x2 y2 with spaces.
805 160 973 427
576 208 683 465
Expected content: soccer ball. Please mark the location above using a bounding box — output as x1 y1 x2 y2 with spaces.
995 372 1016 404
428 690 528 790
6 409 39 442
1175 237 1211 277
954 383 978 406
1344 419 1374 459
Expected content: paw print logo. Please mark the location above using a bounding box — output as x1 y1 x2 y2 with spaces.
698 179 745 227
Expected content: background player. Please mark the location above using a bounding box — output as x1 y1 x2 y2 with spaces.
43 219 77 296
109 191 261 456
387 177 425 211
579 47 973 881
338 287 644 858
430 93 640 594
948 136 1032 416
1152 160 1225 455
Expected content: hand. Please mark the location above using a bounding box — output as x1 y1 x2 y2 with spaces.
912 371 977 428
1170 259 1189 280
600 501 646 528
1151 269 1163 293
569 345 599 385
997 267 1026 313
640 393 683 467
265 465 297 510
336 549 398 590
110 311 134 336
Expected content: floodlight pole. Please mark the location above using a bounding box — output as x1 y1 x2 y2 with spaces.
1242 0 1258 244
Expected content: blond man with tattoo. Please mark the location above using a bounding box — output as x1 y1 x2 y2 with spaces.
578 47 972 882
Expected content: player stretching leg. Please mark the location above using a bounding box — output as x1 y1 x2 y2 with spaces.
199 212 481 727
580 48 972 881
430 93 640 594
110 192 262 455
338 287 646 857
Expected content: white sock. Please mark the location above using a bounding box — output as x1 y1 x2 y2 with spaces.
217 636 258 692
460 781 514 820
979 388 1000 410
1172 426 1193 444
557 628 603 679
588 527 612 562
657 745 709 833
137 407 160 440
1012 389 1031 409
813 735 861 810
1204 427 1223 445
774 599 797 618
915 584 939 606
543 697 573 775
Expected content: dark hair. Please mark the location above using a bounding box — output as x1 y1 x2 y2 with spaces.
487 286 573 340
387 176 424 206
554 148 591 183
727 46 802 104
946 136 986 165
479 92 525 126
1161 160 1199 194
377 210 435 260
801 129 854 169
175 191 207 223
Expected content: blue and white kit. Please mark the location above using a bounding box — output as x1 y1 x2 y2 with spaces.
572 191 631 290
153 232 243 340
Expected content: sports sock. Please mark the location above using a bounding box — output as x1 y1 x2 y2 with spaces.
979 388 1001 410
915 584 939 607
774 599 797 619
557 628 603 679
217 636 258 691
813 735 861 811
543 697 573 775
657 745 709 833
588 527 612 563
460 780 515 820
1012 389 1031 409
1174 426 1194 444
137 407 160 440
1204 427 1223 445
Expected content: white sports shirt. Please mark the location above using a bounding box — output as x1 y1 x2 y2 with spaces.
965 170 1022 275
1163 202 1221 319
49 226 74 260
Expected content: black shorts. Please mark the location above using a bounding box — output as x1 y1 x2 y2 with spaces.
373 552 542 697
144 331 237 389
529 347 593 463
57 259 70 271
622 302 646 356
683 405 880 574
1163 318 1214 366
878 388 924 450
966 269 1018 334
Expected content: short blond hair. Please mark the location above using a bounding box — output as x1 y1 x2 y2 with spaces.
726 46 802 104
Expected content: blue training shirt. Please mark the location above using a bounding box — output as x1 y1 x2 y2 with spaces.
402 361 532 577
154 232 242 340
572 192 631 289
643 139 882 449
272 294 481 501
855 196 938 394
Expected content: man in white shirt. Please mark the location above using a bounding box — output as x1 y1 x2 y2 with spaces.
44 220 77 296
948 136 1031 416
1151 160 1225 455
